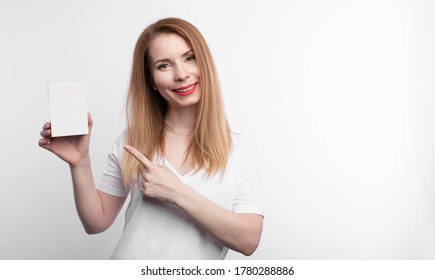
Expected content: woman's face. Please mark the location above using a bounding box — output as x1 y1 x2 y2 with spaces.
148 33 201 109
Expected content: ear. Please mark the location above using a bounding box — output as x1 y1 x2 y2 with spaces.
149 79 157 90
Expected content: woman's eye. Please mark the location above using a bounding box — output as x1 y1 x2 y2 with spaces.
157 63 170 70
186 55 195 62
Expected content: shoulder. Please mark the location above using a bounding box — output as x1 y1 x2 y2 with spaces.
229 130 259 162
110 129 128 159
114 129 128 146
231 130 258 152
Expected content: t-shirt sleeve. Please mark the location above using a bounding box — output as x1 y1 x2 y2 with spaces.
97 132 129 197
232 134 263 216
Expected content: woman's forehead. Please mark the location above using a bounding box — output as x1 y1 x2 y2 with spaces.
148 33 192 61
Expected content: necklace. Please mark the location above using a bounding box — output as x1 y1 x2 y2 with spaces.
164 123 193 137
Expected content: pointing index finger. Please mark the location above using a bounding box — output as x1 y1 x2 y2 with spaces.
124 145 153 168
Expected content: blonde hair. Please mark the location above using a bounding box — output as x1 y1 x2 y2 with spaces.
122 17 232 188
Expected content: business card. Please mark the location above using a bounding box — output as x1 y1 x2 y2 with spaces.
48 82 88 137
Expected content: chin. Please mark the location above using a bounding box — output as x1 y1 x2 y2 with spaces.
175 93 200 107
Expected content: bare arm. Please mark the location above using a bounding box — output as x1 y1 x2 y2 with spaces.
176 186 263 255
39 114 125 234
124 145 263 256
69 156 125 234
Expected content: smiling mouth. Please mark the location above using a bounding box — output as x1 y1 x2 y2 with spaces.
173 83 198 96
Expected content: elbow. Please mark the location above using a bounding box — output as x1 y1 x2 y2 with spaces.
85 229 99 235
80 215 114 235
240 239 260 256
237 214 263 256
83 224 107 235
241 247 256 256
84 227 100 235
238 229 262 256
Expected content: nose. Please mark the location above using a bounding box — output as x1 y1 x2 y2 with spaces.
173 63 190 81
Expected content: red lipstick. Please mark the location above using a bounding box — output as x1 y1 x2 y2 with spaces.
172 83 198 96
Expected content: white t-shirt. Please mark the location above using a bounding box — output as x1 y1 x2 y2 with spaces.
98 131 263 259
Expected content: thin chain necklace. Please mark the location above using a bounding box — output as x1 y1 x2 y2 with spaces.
164 123 193 137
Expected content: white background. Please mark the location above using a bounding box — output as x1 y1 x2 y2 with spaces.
1 0 435 259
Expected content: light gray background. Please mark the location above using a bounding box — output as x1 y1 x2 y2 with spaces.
1 0 435 259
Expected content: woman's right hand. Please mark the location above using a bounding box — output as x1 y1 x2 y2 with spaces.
38 113 93 167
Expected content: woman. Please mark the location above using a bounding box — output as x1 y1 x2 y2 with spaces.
39 17 263 259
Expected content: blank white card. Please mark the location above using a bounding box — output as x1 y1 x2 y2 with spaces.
48 83 88 137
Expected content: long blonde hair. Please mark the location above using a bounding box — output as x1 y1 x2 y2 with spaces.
122 17 232 188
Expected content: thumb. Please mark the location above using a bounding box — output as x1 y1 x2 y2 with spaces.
87 112 93 135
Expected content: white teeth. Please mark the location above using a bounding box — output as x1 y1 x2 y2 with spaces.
175 84 194 93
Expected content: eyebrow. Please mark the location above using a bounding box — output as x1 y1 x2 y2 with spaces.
153 50 194 66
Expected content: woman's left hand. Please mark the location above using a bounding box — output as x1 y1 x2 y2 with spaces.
124 145 187 203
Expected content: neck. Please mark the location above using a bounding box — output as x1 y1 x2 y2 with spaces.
165 105 197 135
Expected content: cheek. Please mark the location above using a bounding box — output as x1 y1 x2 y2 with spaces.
153 71 172 88
191 66 201 79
